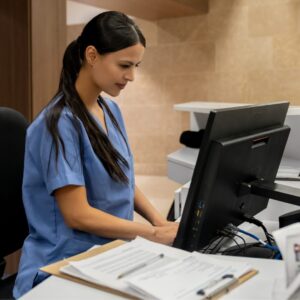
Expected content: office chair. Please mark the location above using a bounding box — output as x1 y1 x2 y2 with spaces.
0 107 29 300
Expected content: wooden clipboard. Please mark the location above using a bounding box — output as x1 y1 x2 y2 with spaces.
41 240 258 300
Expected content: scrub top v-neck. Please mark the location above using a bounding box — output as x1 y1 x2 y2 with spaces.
13 96 135 299
95 98 109 136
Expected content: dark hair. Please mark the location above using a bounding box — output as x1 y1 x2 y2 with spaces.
46 11 145 183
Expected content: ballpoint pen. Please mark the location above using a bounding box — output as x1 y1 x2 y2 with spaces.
197 274 237 298
117 253 164 279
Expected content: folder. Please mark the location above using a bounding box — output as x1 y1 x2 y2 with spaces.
41 239 257 300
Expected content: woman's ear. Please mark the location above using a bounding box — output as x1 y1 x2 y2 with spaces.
85 46 98 66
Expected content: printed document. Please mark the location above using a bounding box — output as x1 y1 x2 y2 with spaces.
60 237 253 300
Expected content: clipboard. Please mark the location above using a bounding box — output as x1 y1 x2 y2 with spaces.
41 239 258 300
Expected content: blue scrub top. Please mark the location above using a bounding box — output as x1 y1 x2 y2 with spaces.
13 97 135 298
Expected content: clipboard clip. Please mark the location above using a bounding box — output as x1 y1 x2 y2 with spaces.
196 274 237 298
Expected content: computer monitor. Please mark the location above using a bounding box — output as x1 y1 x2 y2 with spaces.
174 101 291 252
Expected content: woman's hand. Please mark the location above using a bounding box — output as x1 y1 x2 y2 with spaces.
150 223 179 245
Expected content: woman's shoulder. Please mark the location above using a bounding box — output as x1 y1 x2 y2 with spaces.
27 105 77 138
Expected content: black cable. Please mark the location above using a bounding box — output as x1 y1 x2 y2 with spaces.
200 227 235 254
220 236 242 255
260 223 273 245
243 214 273 245
201 235 226 254
209 236 227 254
234 233 247 250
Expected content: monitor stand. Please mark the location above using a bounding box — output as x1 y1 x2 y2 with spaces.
222 243 276 259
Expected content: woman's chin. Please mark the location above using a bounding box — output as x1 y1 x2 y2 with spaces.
104 90 121 97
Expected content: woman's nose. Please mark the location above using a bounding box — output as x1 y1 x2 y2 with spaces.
125 68 135 81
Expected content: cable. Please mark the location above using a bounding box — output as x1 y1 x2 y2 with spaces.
260 223 273 245
229 233 247 256
220 237 247 256
274 252 282 260
234 233 247 249
201 232 231 254
201 235 223 254
235 227 279 252
208 237 226 254
216 225 248 255
243 214 273 245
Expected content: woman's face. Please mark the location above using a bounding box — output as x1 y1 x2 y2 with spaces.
89 43 145 97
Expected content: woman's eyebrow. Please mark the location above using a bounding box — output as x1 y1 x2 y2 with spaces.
119 60 142 65
119 60 134 65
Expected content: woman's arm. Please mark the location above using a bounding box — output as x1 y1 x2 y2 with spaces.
134 185 169 226
55 185 177 245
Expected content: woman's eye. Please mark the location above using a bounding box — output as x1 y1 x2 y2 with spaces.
120 64 130 69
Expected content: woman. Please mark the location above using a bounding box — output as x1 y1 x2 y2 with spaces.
14 11 178 298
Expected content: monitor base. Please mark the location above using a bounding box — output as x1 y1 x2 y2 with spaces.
222 243 276 259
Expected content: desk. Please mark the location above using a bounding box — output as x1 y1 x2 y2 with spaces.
20 180 300 299
19 255 295 300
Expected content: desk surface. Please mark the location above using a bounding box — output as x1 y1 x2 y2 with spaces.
19 255 290 300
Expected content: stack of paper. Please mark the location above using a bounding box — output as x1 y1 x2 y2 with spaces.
59 237 254 300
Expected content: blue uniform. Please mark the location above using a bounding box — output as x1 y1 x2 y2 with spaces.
13 97 135 298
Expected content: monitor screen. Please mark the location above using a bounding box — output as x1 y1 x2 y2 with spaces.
174 102 290 252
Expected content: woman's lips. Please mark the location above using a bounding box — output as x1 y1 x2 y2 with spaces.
116 83 126 89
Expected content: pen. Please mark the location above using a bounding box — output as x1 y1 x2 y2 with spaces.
117 253 164 279
197 274 236 298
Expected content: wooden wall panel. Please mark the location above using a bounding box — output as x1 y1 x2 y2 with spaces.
31 0 66 117
0 0 31 119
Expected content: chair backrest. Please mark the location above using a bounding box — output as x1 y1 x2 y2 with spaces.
0 107 29 259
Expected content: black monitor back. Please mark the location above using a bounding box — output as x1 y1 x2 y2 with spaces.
174 101 289 251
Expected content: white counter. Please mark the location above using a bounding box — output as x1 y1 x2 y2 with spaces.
168 101 300 184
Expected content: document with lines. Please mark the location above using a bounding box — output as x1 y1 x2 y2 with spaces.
59 237 255 300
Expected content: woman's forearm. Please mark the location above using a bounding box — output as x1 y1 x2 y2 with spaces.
134 185 167 226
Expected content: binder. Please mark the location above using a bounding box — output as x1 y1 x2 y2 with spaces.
41 239 257 300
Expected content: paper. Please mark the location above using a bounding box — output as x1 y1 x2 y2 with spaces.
60 237 253 300
127 253 251 300
273 223 300 299
273 223 300 286
61 237 188 298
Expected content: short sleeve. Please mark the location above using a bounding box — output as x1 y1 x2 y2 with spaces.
39 112 85 195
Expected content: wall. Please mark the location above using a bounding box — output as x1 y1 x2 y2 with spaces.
0 0 66 120
0 0 31 119
68 0 300 176
31 0 66 117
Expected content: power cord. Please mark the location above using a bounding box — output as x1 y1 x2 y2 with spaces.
226 224 280 255
236 227 279 252
242 214 273 245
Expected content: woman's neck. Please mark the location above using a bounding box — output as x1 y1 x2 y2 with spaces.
75 67 101 111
